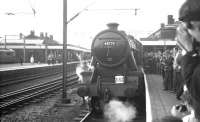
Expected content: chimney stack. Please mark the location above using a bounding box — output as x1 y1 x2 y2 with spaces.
45 32 48 38
107 23 119 30
30 30 35 36
19 33 23 39
40 32 44 38
161 23 165 28
167 15 175 24
50 35 53 40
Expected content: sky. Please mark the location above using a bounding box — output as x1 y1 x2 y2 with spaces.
0 0 186 49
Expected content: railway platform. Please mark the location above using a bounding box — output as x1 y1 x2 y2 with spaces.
145 74 182 122
0 63 60 72
0 63 63 84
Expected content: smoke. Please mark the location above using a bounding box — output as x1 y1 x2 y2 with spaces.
104 99 137 122
76 54 83 63
87 62 94 71
76 54 94 83
76 64 84 83
75 54 84 83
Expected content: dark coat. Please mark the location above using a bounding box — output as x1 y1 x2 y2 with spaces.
181 52 200 119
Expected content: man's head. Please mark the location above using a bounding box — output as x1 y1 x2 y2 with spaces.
187 21 200 43
179 0 200 43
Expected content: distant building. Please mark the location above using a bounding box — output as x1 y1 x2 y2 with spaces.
140 15 180 52
2 30 59 46
25 31 59 45
0 30 90 63
141 15 180 41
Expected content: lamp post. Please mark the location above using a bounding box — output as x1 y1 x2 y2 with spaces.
23 36 26 63
20 33 26 63
0 37 2 48
62 0 95 103
4 35 7 49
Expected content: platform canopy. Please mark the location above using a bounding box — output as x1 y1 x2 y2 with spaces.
25 39 44 45
140 40 177 46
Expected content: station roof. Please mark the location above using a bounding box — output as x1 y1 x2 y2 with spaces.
140 40 177 46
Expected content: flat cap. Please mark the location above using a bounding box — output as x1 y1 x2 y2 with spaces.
179 0 200 22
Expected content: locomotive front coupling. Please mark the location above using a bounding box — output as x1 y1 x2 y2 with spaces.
77 75 140 99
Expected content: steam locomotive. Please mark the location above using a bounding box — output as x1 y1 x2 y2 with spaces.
77 23 145 116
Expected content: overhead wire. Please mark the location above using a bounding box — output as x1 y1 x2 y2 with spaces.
67 1 97 24
27 0 37 16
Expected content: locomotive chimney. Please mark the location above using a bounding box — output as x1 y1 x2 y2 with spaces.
107 23 119 30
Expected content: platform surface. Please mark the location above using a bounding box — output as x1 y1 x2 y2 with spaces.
146 74 182 122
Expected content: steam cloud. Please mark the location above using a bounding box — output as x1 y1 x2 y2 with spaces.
76 64 84 82
76 54 86 83
104 99 136 122
76 54 93 83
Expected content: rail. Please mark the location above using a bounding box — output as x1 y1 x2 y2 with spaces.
0 73 78 111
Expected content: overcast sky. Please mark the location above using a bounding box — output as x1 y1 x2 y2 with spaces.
0 0 185 49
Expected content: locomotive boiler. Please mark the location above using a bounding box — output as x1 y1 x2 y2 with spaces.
77 23 145 115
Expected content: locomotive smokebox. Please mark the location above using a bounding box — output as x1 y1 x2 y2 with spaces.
91 23 131 68
107 23 119 30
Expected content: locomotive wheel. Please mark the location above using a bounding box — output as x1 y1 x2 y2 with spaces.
90 97 103 115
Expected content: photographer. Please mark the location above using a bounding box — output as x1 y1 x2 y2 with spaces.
176 0 200 120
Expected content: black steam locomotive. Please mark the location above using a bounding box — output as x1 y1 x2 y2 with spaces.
77 23 145 115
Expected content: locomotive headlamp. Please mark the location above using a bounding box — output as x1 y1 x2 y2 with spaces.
115 75 125 84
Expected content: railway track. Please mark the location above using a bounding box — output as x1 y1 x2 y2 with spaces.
77 112 91 122
76 112 145 122
73 105 91 122
0 71 62 87
71 103 145 122
0 74 79 114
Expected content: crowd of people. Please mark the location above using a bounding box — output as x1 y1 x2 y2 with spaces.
144 47 200 121
145 0 200 121
162 0 200 121
144 48 184 98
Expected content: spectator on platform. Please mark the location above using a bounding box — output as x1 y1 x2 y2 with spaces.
176 0 200 120
163 50 174 90
173 47 179 91
160 53 166 81
57 54 62 63
30 55 34 64
173 49 184 100
19 56 23 65
47 54 53 65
